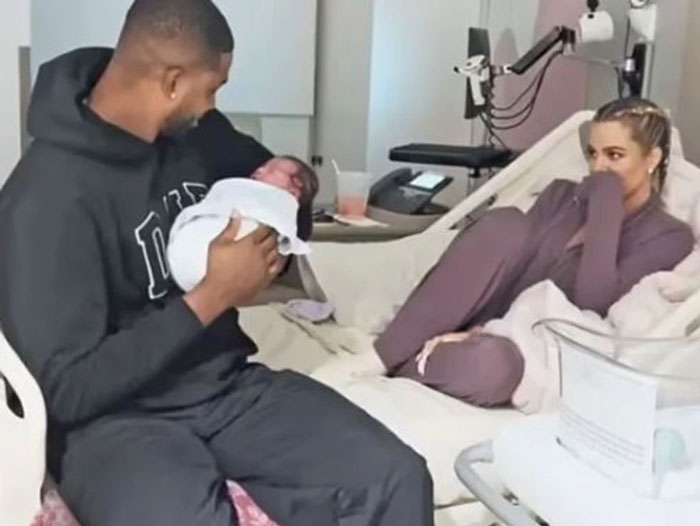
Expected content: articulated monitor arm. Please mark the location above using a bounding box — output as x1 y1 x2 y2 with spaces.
507 26 576 76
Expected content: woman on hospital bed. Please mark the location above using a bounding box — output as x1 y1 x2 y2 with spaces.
359 97 694 408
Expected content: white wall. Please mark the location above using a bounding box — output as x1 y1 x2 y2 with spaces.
678 1 700 165
31 0 317 117
483 0 540 61
31 0 317 163
650 0 690 119
0 0 30 185
216 0 318 116
311 0 483 206
365 0 481 183
312 0 375 205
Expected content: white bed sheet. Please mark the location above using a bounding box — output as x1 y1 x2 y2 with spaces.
239 305 520 514
241 305 333 374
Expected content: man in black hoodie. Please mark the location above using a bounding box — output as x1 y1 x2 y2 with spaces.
0 1 433 525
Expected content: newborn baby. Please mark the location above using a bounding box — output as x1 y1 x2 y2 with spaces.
252 156 318 204
168 155 319 292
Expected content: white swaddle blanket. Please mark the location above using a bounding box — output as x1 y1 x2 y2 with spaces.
483 280 611 414
168 178 311 292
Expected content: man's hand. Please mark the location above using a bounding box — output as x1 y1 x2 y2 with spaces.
185 216 282 325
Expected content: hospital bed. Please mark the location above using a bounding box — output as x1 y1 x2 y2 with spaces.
241 109 700 525
3 110 700 525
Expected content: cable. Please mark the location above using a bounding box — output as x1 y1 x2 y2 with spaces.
488 49 563 130
490 39 565 115
488 49 561 125
490 57 551 114
478 112 508 150
490 48 562 122
489 66 545 113
490 92 540 121
474 43 564 147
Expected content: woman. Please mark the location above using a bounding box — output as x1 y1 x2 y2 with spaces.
371 97 694 407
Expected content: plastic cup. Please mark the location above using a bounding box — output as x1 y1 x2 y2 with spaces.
336 171 373 218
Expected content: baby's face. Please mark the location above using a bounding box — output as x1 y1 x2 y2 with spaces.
252 158 303 201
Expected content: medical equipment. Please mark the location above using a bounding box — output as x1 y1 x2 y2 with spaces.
455 320 700 525
387 25 514 196
454 2 613 127
629 1 657 41
621 0 658 98
386 1 617 193
456 0 661 144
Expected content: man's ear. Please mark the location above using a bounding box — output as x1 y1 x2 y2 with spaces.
161 66 184 102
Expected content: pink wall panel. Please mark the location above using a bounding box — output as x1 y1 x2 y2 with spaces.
491 0 590 150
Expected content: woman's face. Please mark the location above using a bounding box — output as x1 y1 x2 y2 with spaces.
587 120 661 198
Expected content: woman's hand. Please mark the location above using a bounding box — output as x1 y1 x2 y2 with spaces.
577 171 624 203
415 326 484 375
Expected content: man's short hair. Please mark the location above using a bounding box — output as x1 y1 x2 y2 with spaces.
118 0 234 66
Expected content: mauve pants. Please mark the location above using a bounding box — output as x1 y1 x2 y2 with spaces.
375 208 531 407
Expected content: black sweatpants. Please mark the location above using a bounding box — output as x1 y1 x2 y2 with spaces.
58 365 434 526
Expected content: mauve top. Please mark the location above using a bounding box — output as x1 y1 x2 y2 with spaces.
511 173 693 316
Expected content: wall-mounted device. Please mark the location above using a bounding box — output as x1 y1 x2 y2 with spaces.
454 1 615 125
452 0 661 146
621 0 657 98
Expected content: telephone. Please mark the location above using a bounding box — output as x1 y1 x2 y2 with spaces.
369 168 453 215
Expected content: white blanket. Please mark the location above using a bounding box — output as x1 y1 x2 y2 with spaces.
168 178 310 292
609 250 700 338
483 281 611 414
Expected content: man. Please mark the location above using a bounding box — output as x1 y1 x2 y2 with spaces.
0 1 433 525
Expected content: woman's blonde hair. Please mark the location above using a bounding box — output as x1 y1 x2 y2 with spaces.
593 97 671 191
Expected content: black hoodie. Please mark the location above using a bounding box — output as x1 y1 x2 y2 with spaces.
0 48 296 430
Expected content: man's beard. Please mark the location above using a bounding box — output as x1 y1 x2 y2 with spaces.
163 112 199 138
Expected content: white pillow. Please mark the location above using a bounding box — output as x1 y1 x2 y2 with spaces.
303 231 457 334
663 157 700 236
